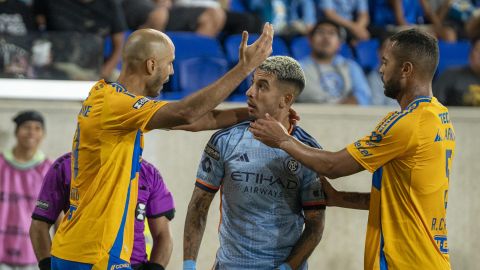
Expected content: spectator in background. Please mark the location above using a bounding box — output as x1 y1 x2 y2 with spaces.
122 0 170 31
33 0 127 79
0 110 51 270
297 20 371 105
367 37 398 106
164 0 226 37
156 0 261 37
428 0 480 39
369 0 455 40
318 0 370 41
433 36 480 106
246 0 316 36
0 0 35 36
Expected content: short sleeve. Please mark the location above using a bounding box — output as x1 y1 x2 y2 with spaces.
294 128 326 210
31 154 70 224
346 111 416 173
358 0 369 12
195 132 228 193
319 0 334 10
102 83 168 132
145 167 175 220
301 172 326 210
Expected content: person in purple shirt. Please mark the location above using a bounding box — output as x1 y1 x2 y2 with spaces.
29 153 175 270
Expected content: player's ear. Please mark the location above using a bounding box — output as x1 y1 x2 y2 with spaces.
401 61 413 78
281 93 294 108
146 58 156 75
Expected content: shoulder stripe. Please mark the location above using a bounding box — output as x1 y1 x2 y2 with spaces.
380 97 432 135
211 121 249 145
293 127 321 149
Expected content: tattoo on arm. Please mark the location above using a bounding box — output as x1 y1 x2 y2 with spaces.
341 192 370 210
183 187 215 261
286 210 325 269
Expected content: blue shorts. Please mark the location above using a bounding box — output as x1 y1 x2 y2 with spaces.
51 257 92 270
51 256 132 270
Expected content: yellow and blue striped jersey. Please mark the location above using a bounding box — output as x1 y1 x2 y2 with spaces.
347 96 455 270
51 80 167 267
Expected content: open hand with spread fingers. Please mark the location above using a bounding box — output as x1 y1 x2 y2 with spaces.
238 22 274 73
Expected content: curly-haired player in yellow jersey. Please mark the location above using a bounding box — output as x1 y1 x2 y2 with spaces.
251 29 455 270
50 24 274 270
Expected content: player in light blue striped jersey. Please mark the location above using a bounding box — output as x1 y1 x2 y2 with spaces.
183 56 326 270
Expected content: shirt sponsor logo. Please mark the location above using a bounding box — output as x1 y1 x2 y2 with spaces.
36 200 49 210
434 235 448 254
231 171 298 189
136 202 146 221
133 97 149 109
110 263 130 270
204 143 220 160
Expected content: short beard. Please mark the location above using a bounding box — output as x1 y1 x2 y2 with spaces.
384 79 401 100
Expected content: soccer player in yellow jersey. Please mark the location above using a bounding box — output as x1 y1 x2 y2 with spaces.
50 24 274 270
251 29 455 269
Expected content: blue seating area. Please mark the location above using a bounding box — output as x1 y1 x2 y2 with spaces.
104 32 473 101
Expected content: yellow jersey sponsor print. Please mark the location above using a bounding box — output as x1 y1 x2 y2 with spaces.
51 80 167 267
346 96 455 270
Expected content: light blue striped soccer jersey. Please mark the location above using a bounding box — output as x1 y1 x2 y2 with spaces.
195 121 326 270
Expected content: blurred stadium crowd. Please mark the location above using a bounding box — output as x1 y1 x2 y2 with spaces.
1 0 480 106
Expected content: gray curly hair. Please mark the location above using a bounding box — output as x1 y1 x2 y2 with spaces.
257 56 306 94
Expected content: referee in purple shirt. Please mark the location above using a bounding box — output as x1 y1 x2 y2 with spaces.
28 153 175 270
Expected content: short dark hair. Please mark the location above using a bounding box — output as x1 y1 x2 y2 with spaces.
309 19 341 39
389 29 439 79
13 110 45 133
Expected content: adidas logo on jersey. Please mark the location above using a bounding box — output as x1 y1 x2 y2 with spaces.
235 153 249 162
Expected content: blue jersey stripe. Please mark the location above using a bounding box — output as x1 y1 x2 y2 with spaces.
381 97 432 135
372 167 383 190
380 231 389 270
293 127 321 149
110 130 141 257
109 178 132 257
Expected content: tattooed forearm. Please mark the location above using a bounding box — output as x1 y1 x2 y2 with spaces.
285 210 325 269
339 192 370 210
183 187 215 260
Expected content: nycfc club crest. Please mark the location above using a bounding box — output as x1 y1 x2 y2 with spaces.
284 158 301 175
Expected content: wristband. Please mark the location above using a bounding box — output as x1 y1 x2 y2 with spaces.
39 257 51 270
145 262 165 270
183 259 196 270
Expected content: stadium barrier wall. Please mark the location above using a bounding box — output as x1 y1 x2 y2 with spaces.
0 98 478 270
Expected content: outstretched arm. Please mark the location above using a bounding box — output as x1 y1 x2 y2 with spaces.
173 107 300 132
321 177 370 210
250 115 364 178
172 108 250 131
146 23 274 130
283 209 325 269
183 187 216 268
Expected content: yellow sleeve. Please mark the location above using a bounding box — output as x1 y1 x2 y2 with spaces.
102 88 168 132
346 112 417 173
